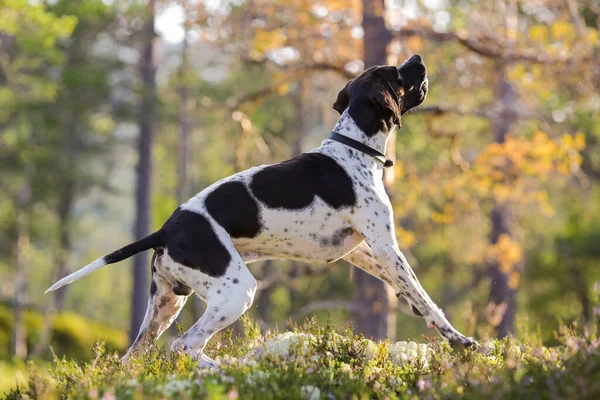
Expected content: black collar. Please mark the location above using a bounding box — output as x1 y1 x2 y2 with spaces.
328 132 394 168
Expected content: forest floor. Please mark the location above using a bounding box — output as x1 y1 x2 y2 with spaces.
3 317 600 399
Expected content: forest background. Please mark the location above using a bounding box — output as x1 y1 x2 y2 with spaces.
0 0 599 393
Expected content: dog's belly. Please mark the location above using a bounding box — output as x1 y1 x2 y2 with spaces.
232 200 363 263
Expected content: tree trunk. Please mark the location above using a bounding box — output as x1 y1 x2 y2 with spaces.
32 177 74 357
353 0 396 341
130 0 156 345
33 68 79 356
176 22 191 205
12 184 30 358
488 66 518 338
256 260 275 322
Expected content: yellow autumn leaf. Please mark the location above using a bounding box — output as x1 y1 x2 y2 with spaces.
277 83 289 95
586 28 599 46
508 64 527 81
396 227 416 248
561 133 574 148
551 21 575 41
394 161 404 179
253 30 286 54
529 24 548 43
499 261 513 273
508 272 521 289
406 36 423 52
574 132 586 150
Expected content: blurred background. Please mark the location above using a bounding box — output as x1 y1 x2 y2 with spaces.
0 0 599 390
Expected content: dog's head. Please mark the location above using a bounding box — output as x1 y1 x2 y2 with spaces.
333 55 428 136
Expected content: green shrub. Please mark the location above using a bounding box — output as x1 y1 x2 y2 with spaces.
0 306 126 361
5 318 600 399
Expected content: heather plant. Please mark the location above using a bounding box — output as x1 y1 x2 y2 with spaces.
4 317 600 399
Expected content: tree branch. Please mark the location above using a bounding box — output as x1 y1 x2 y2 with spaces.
242 57 356 79
392 27 599 65
410 105 492 118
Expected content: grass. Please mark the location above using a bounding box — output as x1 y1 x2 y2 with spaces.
3 317 600 399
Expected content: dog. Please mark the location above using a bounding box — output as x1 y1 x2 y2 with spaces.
46 54 477 367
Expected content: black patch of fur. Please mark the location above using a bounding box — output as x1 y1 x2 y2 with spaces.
162 208 231 277
331 227 354 246
411 305 423 317
250 153 356 210
333 58 428 136
172 280 194 296
103 230 164 265
333 66 401 136
205 181 262 238
149 252 158 296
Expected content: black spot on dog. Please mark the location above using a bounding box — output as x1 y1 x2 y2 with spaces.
232 278 239 284
162 208 231 277
330 227 354 246
158 295 170 308
151 252 158 275
250 153 356 210
172 280 194 296
150 280 158 296
411 305 423 317
205 181 262 238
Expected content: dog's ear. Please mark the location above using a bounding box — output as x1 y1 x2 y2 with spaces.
333 80 352 114
369 87 402 128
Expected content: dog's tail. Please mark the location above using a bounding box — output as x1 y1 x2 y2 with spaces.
45 230 165 293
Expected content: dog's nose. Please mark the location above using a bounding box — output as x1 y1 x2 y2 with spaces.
408 54 423 64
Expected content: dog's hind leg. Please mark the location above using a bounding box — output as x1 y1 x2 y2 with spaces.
122 252 189 361
170 251 257 368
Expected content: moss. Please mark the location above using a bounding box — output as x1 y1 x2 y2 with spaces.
0 306 126 361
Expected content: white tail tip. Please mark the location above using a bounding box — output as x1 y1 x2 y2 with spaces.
45 258 106 293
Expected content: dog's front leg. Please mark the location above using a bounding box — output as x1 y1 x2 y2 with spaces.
350 196 478 348
343 242 420 317
366 239 477 348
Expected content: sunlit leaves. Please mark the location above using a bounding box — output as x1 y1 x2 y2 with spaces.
0 0 77 118
252 30 287 55
234 0 360 68
465 132 585 205
488 234 523 277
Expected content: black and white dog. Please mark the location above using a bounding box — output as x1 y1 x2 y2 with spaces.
47 55 477 367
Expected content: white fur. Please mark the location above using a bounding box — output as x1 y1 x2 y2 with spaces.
56 108 475 366
45 258 106 293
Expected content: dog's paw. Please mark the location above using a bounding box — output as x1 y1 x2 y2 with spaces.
449 335 480 351
197 353 219 369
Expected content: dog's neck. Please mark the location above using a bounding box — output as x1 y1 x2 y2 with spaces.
329 109 393 154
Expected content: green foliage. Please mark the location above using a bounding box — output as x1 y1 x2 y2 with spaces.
0 0 77 116
0 306 126 361
5 319 600 399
